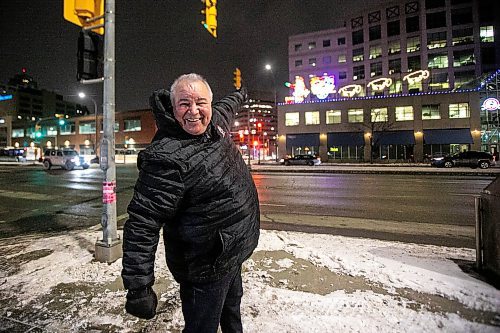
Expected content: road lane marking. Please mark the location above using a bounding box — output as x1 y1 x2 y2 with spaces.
260 203 286 207
0 190 56 201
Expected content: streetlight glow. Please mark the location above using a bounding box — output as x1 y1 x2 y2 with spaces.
265 64 272 71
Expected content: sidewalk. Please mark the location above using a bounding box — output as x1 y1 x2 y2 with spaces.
1 227 499 332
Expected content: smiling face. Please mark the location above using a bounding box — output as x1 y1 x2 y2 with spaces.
172 80 213 136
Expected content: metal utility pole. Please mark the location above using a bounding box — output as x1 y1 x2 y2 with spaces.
94 0 122 263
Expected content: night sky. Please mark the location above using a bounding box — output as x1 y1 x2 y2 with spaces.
1 0 387 112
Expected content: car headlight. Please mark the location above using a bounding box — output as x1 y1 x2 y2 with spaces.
279 158 284 163
433 157 444 161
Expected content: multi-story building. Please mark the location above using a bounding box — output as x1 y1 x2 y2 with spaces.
279 0 499 162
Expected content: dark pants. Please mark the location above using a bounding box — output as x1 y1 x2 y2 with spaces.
179 265 243 333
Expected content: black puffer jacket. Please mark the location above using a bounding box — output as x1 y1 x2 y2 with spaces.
122 89 260 289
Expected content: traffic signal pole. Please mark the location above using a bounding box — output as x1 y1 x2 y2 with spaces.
94 0 122 263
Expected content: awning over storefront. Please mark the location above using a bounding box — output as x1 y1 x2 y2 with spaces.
373 131 415 145
286 133 320 148
327 132 364 146
423 128 473 144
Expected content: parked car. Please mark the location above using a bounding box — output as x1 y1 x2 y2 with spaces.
431 151 496 169
42 148 90 170
281 154 321 166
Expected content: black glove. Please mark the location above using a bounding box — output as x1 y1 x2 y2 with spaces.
125 286 158 320
238 86 248 102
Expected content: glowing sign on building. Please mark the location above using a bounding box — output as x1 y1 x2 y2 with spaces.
286 76 310 103
403 70 430 85
367 77 392 91
0 94 13 101
338 84 363 98
481 97 500 111
310 74 336 99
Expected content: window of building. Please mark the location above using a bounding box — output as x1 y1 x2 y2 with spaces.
294 44 302 52
405 1 419 14
124 119 141 132
60 122 76 135
305 111 320 125
348 109 364 123
453 49 475 67
454 70 475 88
323 39 331 47
451 7 473 25
388 40 400 55
426 12 446 29
370 62 383 77
386 6 400 19
308 42 316 50
351 16 363 29
407 55 421 71
422 104 441 120
295 59 303 67
339 72 347 80
352 30 364 45
429 72 449 90
395 106 414 121
387 21 400 37
323 56 332 64
79 122 95 134
369 25 381 41
371 108 388 122
47 126 58 136
425 0 445 9
449 103 470 118
326 110 342 124
369 45 382 59
338 37 346 45
309 58 317 66
388 58 401 74
353 65 365 80
12 128 24 138
452 28 474 46
428 52 449 69
406 16 419 33
369 11 381 23
427 31 447 49
480 26 494 43
338 54 347 63
352 48 364 62
285 112 300 126
389 80 402 94
406 36 420 53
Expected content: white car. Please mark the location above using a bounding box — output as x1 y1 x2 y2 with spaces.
42 148 90 170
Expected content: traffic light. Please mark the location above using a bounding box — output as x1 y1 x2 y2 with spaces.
77 30 102 80
201 0 217 38
63 0 105 35
35 131 42 139
239 133 244 143
233 68 242 89
58 119 66 126
257 122 262 132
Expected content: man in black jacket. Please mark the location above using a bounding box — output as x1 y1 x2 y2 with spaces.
122 73 260 333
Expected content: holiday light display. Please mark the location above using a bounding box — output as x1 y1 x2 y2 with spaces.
367 77 393 91
481 97 500 111
403 70 430 85
310 74 336 99
338 84 363 97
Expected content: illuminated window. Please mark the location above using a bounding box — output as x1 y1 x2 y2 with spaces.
348 109 364 123
308 42 316 50
353 48 364 62
371 108 388 122
353 65 365 80
388 40 400 55
387 20 400 37
369 45 382 59
305 112 320 125
454 70 475 88
453 49 475 67
388 58 401 74
480 26 494 43
395 106 414 121
60 122 76 135
295 60 302 67
12 129 24 138
338 54 346 63
124 119 141 132
285 112 300 126
370 62 382 77
294 44 302 51
449 103 470 118
407 36 420 53
427 31 447 49
452 28 473 46
323 39 331 47
309 58 317 66
428 52 448 69
422 104 441 120
326 110 342 124
429 72 449 90
79 122 95 134
389 80 402 94
47 126 58 136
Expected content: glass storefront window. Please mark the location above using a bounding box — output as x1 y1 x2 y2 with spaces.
12 128 24 138
395 106 414 121
285 112 300 126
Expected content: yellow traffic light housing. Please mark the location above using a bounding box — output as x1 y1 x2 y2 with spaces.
64 0 105 35
201 0 217 38
234 68 242 89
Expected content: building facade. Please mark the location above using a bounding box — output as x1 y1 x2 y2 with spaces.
279 0 499 162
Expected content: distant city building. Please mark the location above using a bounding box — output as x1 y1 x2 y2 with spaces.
279 0 500 162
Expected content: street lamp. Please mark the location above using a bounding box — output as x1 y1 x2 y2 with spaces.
265 64 279 161
78 92 99 157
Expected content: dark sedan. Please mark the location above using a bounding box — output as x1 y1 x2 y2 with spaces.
431 151 496 169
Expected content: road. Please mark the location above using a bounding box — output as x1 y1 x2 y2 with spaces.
0 164 495 247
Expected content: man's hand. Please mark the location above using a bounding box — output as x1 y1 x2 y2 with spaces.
125 286 158 320
238 86 248 102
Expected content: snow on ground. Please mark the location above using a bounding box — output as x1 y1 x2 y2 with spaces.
0 229 499 332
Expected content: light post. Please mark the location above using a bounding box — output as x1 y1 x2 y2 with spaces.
265 64 279 161
78 92 99 157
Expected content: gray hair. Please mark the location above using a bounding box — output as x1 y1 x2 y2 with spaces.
170 73 213 105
